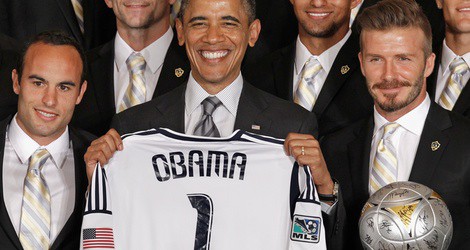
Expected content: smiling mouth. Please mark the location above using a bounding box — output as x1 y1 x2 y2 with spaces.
308 12 329 17
201 50 229 60
36 109 57 118
124 2 149 8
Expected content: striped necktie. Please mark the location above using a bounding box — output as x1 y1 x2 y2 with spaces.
193 96 222 137
71 0 84 34
19 149 52 250
118 52 147 112
370 123 400 194
294 57 323 111
170 0 182 27
439 57 469 110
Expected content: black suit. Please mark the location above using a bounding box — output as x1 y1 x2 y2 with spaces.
0 0 115 50
71 36 190 136
427 46 470 119
243 30 373 138
321 102 470 249
0 49 19 121
0 116 96 250
110 81 344 249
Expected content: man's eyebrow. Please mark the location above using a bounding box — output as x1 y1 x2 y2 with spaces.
59 81 77 87
221 16 240 23
28 74 46 82
189 16 207 23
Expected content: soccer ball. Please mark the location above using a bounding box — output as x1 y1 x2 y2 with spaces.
359 181 453 249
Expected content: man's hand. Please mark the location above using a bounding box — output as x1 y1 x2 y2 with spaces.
284 132 334 195
84 128 123 183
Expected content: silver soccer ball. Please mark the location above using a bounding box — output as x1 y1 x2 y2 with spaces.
359 181 453 249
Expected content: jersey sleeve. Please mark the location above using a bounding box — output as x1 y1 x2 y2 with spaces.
289 166 327 250
80 164 115 250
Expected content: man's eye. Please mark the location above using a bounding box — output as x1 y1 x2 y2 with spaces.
58 85 70 91
33 81 44 86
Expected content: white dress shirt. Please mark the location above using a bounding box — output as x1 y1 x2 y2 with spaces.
435 40 470 103
185 72 243 137
114 28 174 109
368 95 431 195
3 115 75 243
293 30 352 100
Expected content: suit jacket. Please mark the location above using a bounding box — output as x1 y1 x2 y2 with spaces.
0 0 115 50
71 35 190 136
110 81 345 249
0 116 96 250
0 49 19 121
321 102 470 249
242 30 373 138
427 46 470 119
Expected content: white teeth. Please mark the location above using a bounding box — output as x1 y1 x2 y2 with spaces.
308 12 329 17
460 8 470 11
38 110 56 118
201 51 228 59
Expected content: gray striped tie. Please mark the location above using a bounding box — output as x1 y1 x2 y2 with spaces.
71 0 84 34
193 96 222 137
370 123 400 194
294 57 323 111
439 57 469 110
19 149 51 250
118 52 147 112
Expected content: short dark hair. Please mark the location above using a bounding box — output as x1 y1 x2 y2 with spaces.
16 31 87 84
177 0 256 24
356 0 432 57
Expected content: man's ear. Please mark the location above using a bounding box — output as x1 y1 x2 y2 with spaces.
248 19 261 48
176 18 185 46
12 69 20 95
76 80 88 105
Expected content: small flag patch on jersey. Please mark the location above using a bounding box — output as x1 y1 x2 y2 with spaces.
290 215 321 243
83 228 115 249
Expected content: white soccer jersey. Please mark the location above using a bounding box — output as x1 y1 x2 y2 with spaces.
81 129 326 250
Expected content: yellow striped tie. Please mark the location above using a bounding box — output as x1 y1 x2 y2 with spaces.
118 52 147 112
439 57 469 110
294 57 323 111
370 123 400 194
19 149 51 250
71 0 84 34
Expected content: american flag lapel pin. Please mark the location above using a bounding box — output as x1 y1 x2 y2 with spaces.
251 125 261 130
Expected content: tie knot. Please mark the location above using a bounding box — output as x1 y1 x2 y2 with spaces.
450 57 468 75
126 52 146 74
302 57 322 82
201 96 222 116
382 123 400 138
29 149 51 172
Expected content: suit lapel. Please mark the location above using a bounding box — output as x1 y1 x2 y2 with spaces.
347 117 374 200
155 85 186 133
153 34 190 98
273 44 295 101
92 40 116 116
0 117 23 249
234 82 272 134
313 32 361 119
452 78 470 115
409 103 451 184
55 0 83 44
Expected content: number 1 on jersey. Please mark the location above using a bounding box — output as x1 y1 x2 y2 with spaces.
188 194 214 250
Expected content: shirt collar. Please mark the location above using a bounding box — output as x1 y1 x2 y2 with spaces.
185 72 243 117
114 28 174 74
7 114 70 168
373 94 431 137
440 39 470 75
295 29 352 75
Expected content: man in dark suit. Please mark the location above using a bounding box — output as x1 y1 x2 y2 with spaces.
321 0 470 248
84 0 345 248
427 0 470 119
0 0 115 50
243 0 374 138
0 32 95 249
72 0 190 136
